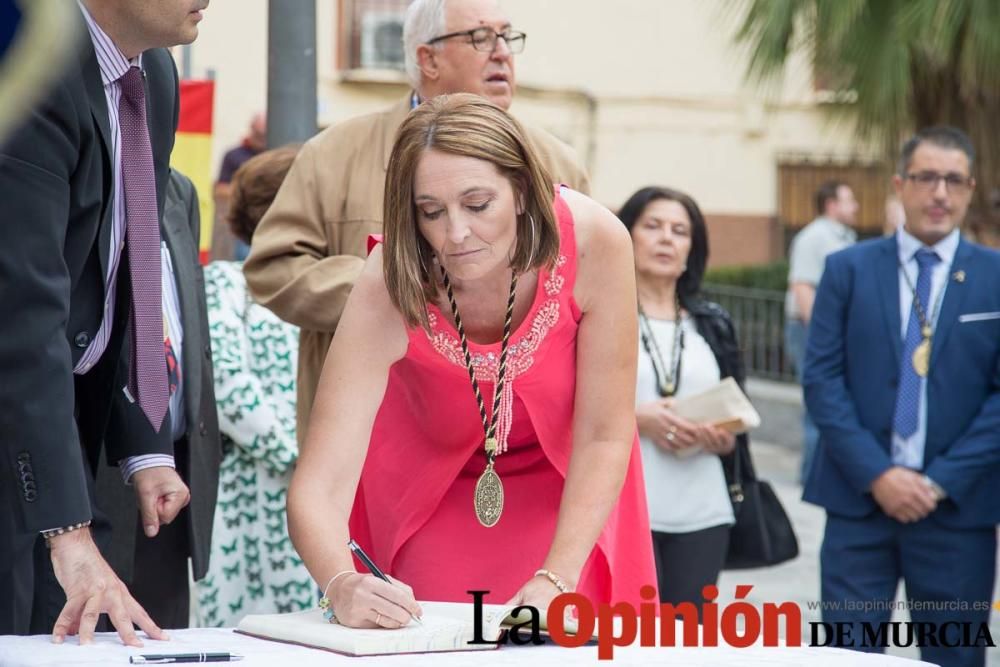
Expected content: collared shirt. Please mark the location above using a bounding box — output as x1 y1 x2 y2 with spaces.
162 241 186 440
891 226 961 469
74 1 135 375
785 216 857 319
75 3 176 482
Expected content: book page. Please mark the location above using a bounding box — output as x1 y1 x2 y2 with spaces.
420 601 519 637
237 604 515 656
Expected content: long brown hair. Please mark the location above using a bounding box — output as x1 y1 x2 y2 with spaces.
383 93 560 328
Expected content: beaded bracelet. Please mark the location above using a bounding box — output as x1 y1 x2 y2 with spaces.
534 568 571 594
41 520 91 543
318 570 356 624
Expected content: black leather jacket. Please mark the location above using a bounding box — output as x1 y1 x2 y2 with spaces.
684 298 748 483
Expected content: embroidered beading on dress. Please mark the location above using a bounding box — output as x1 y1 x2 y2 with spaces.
425 254 567 452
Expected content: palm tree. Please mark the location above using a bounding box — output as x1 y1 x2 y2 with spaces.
734 0 1000 244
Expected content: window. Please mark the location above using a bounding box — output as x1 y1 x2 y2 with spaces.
778 157 890 236
340 0 408 72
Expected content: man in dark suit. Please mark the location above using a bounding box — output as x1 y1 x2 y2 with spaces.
97 169 221 629
0 0 208 647
804 126 1000 667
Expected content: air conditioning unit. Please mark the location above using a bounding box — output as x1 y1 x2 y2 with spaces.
359 12 405 70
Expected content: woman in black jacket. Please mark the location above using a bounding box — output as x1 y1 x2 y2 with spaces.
619 186 747 616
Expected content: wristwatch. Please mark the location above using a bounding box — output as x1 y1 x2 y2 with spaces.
922 475 946 501
40 520 91 541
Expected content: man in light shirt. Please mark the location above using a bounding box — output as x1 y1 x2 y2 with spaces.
784 180 858 481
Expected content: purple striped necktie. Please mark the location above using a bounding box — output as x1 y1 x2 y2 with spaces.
119 65 169 431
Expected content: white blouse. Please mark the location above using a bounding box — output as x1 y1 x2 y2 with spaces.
636 315 735 533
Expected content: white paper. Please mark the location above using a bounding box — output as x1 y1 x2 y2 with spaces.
0 628 934 666
670 377 761 432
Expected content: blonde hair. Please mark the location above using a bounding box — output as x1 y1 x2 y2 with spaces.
383 93 559 328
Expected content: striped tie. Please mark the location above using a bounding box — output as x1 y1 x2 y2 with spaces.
118 66 169 431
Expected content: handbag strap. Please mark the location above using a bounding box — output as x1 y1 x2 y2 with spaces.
728 436 755 504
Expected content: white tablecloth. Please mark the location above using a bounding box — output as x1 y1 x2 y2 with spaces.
0 629 934 666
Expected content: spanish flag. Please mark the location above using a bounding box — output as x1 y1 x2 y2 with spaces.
171 79 215 264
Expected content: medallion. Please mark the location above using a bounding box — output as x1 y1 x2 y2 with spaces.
912 337 930 377
441 266 517 527
474 464 504 527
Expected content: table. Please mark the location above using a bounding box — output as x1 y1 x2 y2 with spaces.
0 629 934 666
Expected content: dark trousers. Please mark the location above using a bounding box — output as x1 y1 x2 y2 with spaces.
821 512 996 667
651 525 730 620
129 509 191 629
114 436 193 630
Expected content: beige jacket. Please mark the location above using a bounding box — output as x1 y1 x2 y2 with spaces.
243 95 590 443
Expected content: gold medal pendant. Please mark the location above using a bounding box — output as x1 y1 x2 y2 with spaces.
441 267 517 528
911 336 931 377
474 462 504 527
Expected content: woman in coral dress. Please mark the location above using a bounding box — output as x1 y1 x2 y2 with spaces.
288 94 656 629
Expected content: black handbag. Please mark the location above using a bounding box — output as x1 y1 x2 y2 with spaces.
723 439 799 569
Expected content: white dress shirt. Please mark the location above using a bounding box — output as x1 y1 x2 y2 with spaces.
892 226 961 469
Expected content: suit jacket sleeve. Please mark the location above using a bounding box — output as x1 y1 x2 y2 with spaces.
0 79 92 531
924 329 1000 505
242 139 364 332
803 253 894 494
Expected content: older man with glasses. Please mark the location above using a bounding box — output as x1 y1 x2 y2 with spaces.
244 0 589 445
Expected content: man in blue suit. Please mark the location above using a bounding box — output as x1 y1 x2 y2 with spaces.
803 126 1000 667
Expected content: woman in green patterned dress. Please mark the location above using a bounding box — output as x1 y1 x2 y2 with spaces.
196 146 313 627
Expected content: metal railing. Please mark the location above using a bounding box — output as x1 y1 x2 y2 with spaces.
701 283 796 382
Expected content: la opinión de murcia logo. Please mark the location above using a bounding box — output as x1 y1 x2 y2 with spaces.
466 587 997 660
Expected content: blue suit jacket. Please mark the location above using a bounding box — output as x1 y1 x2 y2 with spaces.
802 235 1000 528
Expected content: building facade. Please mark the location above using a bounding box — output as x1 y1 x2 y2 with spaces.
182 0 883 266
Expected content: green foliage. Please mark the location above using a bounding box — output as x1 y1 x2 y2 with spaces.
705 261 789 292
733 0 1000 243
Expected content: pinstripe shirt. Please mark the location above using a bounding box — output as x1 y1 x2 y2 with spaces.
74 2 133 375
76 3 176 481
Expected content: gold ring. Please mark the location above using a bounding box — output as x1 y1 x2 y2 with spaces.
375 612 382 625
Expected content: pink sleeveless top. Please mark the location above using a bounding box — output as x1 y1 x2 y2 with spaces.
350 193 657 605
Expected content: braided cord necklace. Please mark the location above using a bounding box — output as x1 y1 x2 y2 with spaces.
637 292 684 397
440 265 518 527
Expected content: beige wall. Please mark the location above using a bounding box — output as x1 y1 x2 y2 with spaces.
180 0 874 265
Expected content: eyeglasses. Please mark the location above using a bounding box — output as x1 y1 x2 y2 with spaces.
426 27 526 54
905 171 973 193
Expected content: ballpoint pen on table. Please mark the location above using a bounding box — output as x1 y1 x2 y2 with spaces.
129 653 243 664
348 538 423 625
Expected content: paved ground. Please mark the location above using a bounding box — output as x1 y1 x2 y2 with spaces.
716 440 1000 665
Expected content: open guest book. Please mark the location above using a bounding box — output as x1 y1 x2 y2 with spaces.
236 601 576 657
